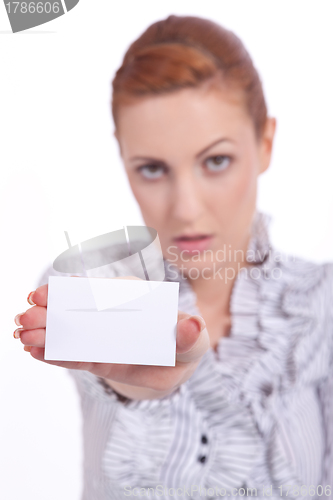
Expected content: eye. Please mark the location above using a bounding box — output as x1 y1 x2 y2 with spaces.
137 164 166 179
204 155 231 173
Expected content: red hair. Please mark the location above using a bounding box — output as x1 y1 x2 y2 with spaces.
112 15 268 140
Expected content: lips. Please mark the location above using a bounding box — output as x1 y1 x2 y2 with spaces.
173 234 214 253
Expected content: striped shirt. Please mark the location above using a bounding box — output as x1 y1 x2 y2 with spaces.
37 211 333 499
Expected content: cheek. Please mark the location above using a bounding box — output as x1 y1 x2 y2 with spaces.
207 163 257 213
233 162 257 206
204 155 258 232
128 178 169 226
234 145 259 204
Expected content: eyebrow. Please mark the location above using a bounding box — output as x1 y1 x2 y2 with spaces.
195 137 235 158
129 137 234 163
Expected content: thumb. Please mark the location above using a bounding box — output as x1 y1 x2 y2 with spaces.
176 314 210 365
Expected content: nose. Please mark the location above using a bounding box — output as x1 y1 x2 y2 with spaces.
170 174 205 223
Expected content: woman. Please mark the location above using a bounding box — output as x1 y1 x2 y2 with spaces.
13 15 333 499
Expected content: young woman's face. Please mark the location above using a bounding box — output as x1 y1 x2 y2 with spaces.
115 85 276 277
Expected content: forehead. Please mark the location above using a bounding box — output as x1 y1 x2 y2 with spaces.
116 86 254 158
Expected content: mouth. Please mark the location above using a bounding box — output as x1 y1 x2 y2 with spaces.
172 233 214 253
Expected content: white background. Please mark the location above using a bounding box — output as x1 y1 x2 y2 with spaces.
1 1 332 498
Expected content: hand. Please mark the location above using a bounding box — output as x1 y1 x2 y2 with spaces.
14 278 210 400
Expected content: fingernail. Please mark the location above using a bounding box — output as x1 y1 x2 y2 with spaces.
14 313 24 327
24 345 32 352
189 315 206 332
27 291 36 306
13 328 23 339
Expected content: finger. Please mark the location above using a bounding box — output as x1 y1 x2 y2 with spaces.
176 315 210 365
176 313 204 353
17 306 47 330
20 328 45 347
27 284 48 307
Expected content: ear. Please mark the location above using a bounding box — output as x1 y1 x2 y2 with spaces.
258 117 277 175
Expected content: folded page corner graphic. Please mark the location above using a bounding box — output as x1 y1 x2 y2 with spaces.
52 225 166 310
53 225 165 280
3 0 81 34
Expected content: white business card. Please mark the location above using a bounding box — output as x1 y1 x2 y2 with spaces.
45 276 179 366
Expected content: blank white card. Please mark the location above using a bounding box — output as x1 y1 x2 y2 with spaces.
45 276 179 366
